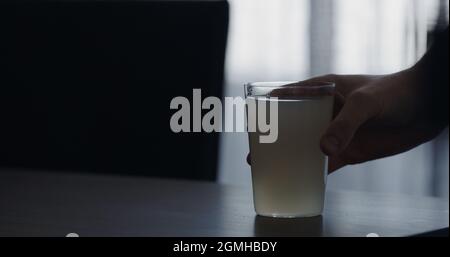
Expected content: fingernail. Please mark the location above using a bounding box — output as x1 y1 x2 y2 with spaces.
322 135 340 155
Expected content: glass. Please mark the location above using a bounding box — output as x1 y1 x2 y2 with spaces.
245 81 335 218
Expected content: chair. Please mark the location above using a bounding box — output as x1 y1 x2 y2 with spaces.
0 0 229 181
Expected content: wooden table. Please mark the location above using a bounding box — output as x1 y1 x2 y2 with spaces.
0 169 448 237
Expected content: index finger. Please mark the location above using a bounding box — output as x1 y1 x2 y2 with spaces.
269 76 337 98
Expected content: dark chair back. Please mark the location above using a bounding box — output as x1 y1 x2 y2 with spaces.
0 0 229 181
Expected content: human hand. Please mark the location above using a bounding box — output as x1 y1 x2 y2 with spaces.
247 68 445 173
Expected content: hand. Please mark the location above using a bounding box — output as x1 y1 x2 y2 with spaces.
247 67 446 173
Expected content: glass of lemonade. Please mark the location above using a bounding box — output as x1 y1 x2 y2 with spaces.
245 81 335 218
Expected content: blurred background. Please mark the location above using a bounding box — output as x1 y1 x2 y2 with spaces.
219 0 449 199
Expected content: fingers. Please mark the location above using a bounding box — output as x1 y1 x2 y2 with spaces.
290 74 338 87
269 75 345 118
248 74 345 170
320 90 380 156
270 84 335 98
269 75 338 98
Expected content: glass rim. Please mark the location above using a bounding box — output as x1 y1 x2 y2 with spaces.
244 81 335 88
244 81 335 99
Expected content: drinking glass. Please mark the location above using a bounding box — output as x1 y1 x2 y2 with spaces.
245 81 335 218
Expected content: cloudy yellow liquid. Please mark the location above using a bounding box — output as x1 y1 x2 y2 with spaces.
248 96 333 217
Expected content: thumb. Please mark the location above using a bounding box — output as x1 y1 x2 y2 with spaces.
320 90 380 156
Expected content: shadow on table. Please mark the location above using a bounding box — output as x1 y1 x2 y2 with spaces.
253 215 323 237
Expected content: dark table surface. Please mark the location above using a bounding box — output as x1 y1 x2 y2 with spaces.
0 168 448 237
